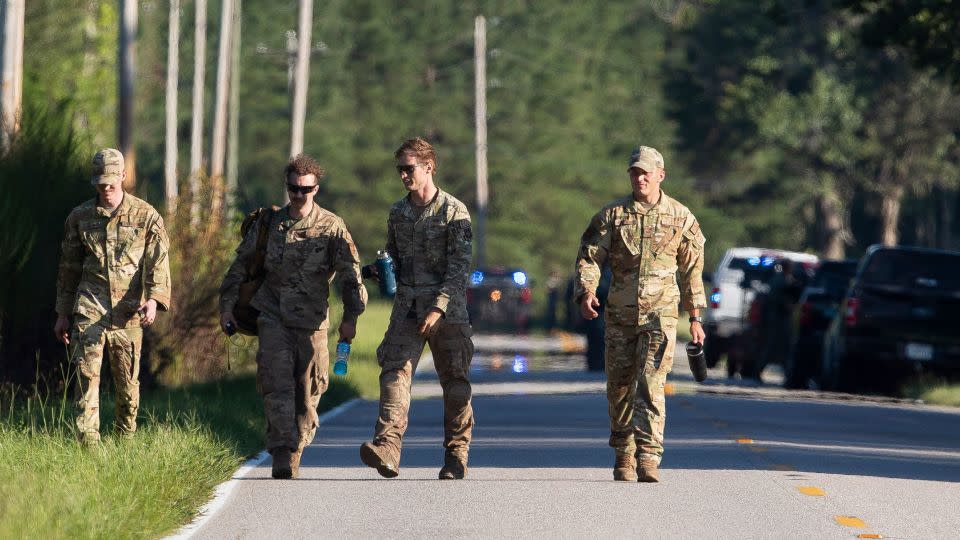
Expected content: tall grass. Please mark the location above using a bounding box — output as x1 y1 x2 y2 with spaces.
0 373 360 539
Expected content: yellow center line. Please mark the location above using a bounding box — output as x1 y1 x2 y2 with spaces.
856 534 883 539
835 516 868 528
664 383 676 395
798 486 825 496
735 438 754 444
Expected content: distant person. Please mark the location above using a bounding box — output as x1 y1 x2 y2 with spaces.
359 137 475 480
584 266 612 371
575 145 707 483
544 270 562 332
757 259 801 377
219 154 367 479
54 148 171 446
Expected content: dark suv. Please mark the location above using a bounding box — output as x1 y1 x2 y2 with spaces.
821 246 960 393
783 259 859 389
466 267 532 333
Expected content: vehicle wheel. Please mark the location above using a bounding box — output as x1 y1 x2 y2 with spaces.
783 348 806 389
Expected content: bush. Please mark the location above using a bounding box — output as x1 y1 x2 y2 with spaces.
0 104 91 395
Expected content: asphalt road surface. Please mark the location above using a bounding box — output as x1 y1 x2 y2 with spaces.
186 333 960 539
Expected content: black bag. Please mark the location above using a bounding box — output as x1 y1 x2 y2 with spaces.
233 206 278 335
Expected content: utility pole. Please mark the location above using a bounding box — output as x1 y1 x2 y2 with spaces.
118 0 138 190
189 0 207 224
474 15 488 268
1 0 25 153
226 0 242 222
164 0 180 216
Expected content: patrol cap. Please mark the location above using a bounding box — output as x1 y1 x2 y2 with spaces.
91 148 125 185
628 146 664 172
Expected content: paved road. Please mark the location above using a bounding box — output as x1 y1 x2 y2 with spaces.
189 334 960 539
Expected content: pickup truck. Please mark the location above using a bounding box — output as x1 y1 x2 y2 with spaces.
821 245 960 394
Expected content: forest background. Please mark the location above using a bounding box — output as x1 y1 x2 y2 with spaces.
2 0 959 388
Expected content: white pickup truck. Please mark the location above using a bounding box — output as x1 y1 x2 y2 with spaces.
703 247 819 368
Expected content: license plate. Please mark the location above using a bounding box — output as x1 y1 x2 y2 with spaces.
905 343 934 361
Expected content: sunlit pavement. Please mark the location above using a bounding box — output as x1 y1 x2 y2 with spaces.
189 331 960 539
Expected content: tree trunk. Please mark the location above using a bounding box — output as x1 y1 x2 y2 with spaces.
209 0 234 224
118 0 138 190
225 0 241 222
1 0 25 153
818 192 846 259
164 0 180 217
879 185 904 246
189 0 207 225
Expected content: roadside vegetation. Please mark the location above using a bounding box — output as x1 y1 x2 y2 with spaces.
902 378 960 408
0 299 390 539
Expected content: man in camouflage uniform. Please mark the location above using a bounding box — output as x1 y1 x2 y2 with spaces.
575 146 707 483
54 148 171 445
220 154 367 479
360 137 475 480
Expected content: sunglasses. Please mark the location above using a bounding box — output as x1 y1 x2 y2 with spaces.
396 164 421 175
286 183 317 195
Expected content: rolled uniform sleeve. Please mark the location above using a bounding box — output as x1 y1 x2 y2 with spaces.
574 210 612 304
143 215 172 311
333 224 368 325
218 220 259 314
434 206 472 315
56 212 84 316
677 215 707 312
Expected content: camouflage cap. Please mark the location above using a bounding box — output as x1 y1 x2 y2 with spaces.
628 146 664 172
91 148 125 185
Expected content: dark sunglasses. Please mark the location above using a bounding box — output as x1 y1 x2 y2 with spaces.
396 164 420 175
286 183 317 195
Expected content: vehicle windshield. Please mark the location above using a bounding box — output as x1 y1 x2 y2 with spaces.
861 251 960 289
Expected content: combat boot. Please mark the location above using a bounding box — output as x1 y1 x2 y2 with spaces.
290 449 302 479
438 452 468 480
271 447 293 479
360 441 399 478
637 458 660 483
613 453 637 481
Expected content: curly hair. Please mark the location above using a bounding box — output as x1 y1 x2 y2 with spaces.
284 153 326 180
394 137 437 173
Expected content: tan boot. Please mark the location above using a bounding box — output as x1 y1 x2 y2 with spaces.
290 449 302 479
360 441 399 478
271 447 292 479
438 452 468 480
637 458 660 483
613 453 637 481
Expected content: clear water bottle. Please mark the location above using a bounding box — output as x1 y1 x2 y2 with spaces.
333 341 350 376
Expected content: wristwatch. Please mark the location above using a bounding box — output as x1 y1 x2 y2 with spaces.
689 316 703 324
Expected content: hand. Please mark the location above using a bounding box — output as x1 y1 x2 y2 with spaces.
418 309 443 338
338 321 357 344
580 293 600 320
220 311 239 335
690 321 705 344
54 315 71 345
138 299 158 327
361 263 380 282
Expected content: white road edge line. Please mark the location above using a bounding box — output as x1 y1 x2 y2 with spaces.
166 397 362 540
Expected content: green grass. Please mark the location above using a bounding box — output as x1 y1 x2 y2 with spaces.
902 378 960 407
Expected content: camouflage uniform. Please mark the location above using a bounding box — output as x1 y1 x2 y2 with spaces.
56 193 171 443
370 189 475 465
220 204 367 453
575 189 706 465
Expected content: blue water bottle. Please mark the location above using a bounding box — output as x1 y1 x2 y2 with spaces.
376 250 397 298
333 341 350 376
